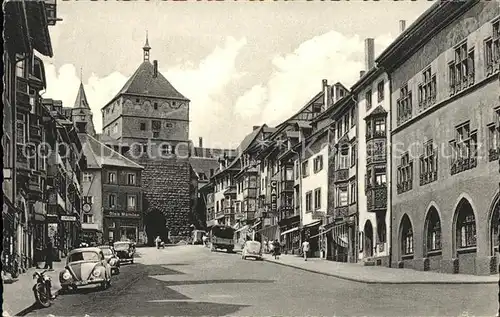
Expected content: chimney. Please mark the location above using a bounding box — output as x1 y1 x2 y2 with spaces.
199 137 203 148
253 125 260 131
399 20 406 33
322 79 328 110
360 70 366 78
364 38 375 71
153 60 158 78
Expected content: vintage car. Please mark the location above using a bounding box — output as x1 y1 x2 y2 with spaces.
113 241 135 264
241 240 263 260
59 247 112 291
97 245 120 275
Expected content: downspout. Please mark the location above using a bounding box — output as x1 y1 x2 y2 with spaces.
387 71 393 268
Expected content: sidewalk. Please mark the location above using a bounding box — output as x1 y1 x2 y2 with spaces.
262 254 498 285
2 260 66 317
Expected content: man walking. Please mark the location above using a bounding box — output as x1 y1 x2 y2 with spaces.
43 239 54 270
302 239 310 261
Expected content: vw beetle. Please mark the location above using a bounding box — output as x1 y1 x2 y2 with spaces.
97 245 120 275
59 247 112 291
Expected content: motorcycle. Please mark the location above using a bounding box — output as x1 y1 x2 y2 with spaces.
33 270 53 308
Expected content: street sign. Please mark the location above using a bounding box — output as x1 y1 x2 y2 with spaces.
60 215 76 222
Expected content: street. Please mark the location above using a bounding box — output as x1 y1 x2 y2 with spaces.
20 245 495 316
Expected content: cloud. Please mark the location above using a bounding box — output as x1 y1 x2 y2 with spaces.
234 31 394 126
42 36 248 147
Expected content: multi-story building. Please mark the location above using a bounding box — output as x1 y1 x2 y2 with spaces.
62 82 97 137
308 83 356 262
42 99 86 259
100 37 195 243
351 37 393 266
376 0 499 275
3 0 60 275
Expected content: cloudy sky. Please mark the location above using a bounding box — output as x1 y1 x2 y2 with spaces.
41 1 432 148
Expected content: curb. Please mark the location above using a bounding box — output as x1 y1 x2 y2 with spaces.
262 258 497 285
13 286 62 317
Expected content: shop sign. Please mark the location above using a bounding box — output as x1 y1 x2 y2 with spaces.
270 180 277 213
61 215 76 222
105 211 140 218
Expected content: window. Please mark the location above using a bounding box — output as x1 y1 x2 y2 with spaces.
365 90 372 110
140 122 146 131
375 167 386 186
83 214 94 224
349 181 356 204
396 84 412 126
16 58 25 77
161 144 173 155
83 196 94 204
350 144 356 167
456 204 476 249
397 153 413 194
314 188 321 210
337 186 348 207
154 102 158 110
127 195 136 210
467 48 475 85
350 107 355 128
108 172 116 184
305 191 312 212
449 42 470 94
450 121 477 175
153 131 160 138
419 141 438 185
302 161 309 178
136 98 140 103
401 216 414 256
485 20 500 75
488 110 500 161
313 155 323 173
374 118 386 137
344 114 349 131
426 209 441 252
418 67 437 111
83 173 92 182
16 114 26 144
109 194 116 208
377 80 384 102
337 144 349 169
127 173 136 185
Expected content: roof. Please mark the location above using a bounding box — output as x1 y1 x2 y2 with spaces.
73 83 90 109
365 105 388 119
78 133 144 170
112 61 189 102
192 147 236 159
189 157 219 177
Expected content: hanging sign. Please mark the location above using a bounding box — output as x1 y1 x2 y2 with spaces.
270 180 277 213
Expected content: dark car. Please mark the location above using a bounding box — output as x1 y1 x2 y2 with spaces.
97 245 120 275
113 241 135 264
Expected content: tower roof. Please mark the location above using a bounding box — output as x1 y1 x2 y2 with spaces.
114 61 189 101
73 83 90 109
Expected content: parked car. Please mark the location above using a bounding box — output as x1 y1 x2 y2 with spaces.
97 245 120 275
59 247 112 291
113 241 135 264
241 240 263 260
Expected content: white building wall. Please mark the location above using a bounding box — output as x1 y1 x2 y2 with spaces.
356 71 392 261
301 144 329 226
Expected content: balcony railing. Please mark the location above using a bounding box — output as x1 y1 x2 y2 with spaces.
334 169 349 183
366 186 387 212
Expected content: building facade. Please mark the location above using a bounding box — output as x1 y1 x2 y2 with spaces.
100 37 194 243
377 0 500 275
3 0 61 276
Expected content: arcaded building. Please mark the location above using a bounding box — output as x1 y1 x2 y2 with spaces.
377 0 499 275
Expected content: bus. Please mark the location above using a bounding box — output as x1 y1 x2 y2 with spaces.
210 225 235 253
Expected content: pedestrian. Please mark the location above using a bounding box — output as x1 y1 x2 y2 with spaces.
155 236 161 249
202 234 208 247
302 239 310 261
272 239 281 260
35 239 43 269
43 239 54 270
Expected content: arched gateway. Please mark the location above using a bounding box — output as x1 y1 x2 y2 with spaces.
144 209 168 246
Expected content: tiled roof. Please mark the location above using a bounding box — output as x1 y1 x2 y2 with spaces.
189 157 219 178
73 83 90 109
78 133 144 170
114 61 189 101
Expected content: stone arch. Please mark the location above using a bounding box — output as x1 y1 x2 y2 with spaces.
452 196 477 255
399 214 414 259
488 191 500 256
144 208 167 246
363 220 374 258
423 206 442 255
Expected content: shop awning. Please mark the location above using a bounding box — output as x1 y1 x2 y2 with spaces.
309 227 333 239
281 226 299 236
304 220 321 228
235 225 250 233
251 221 261 229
